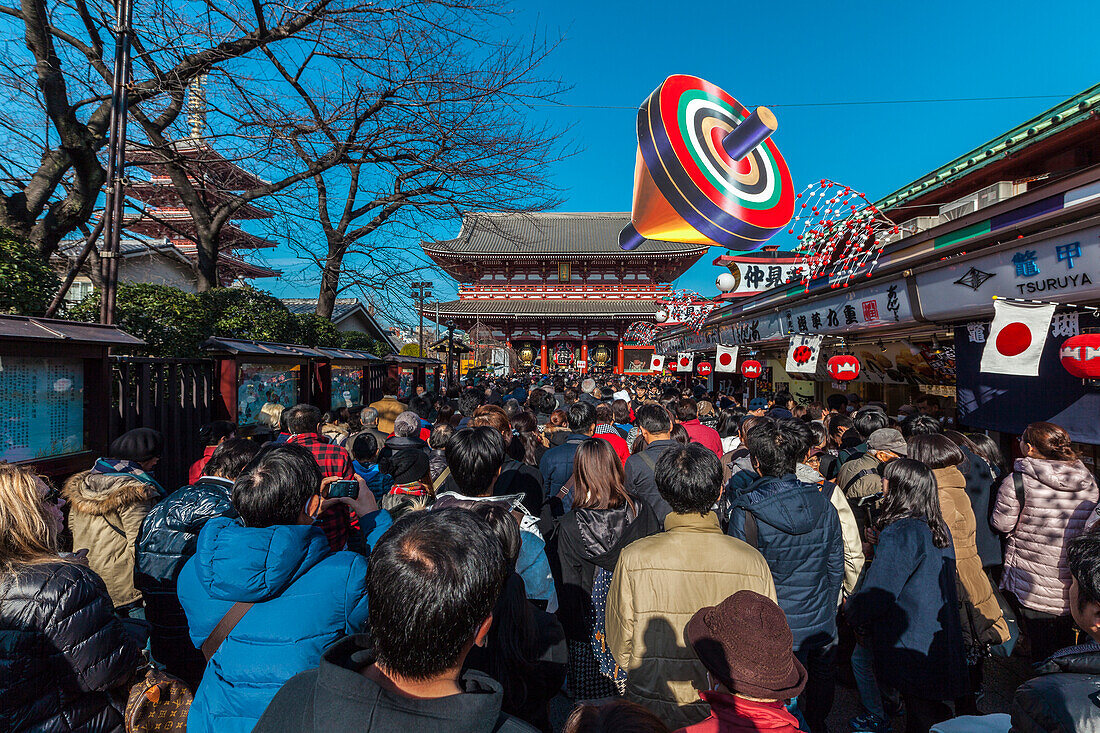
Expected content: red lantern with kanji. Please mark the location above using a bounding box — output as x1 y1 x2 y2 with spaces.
1060 334 1100 378
697 361 712 376
826 354 861 381
741 359 762 379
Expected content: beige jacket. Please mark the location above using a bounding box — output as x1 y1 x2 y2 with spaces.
606 511 777 729
935 467 1010 647
63 471 159 608
368 396 407 434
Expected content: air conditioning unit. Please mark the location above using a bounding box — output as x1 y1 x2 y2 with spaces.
938 181 1027 223
881 216 939 245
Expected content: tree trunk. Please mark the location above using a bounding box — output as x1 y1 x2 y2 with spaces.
196 232 218 291
315 234 347 318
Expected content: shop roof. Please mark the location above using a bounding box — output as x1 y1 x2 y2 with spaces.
315 347 382 362
0 315 145 347
200 337 329 359
382 354 442 365
427 298 662 319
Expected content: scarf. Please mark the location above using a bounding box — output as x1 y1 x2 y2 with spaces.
91 457 164 495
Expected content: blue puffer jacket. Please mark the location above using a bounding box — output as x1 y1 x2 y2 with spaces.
727 474 844 652
177 517 370 733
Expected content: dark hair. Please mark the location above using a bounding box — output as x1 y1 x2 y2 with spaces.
567 401 596 435
470 502 521 570
670 422 689 445
285 404 323 435
594 402 614 425
808 421 827 449
1023 421 1077 461
634 404 672 434
232 443 321 527
631 431 647 456
907 433 965 471
349 431 379 464
654 443 722 515
444 427 505 496
773 390 794 408
852 407 889 440
429 423 455 452
573 438 633 513
674 398 698 422
198 420 236 447
745 418 810 477
382 376 399 395
876 458 951 549
826 393 849 412
548 409 569 428
1068 531 1100 609
529 390 556 416
716 409 741 439
458 389 483 417
826 414 853 446
900 415 943 439
367 508 507 680
470 405 512 444
563 700 671 733
612 399 631 424
509 411 541 467
435 404 456 427
203 438 260 480
967 433 1006 476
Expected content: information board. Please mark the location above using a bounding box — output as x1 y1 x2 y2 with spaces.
331 365 364 409
0 356 85 462
237 362 300 427
397 367 414 400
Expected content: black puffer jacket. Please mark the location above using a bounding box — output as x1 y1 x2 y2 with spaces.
135 476 237 686
1012 641 1100 733
555 496 660 641
0 560 141 732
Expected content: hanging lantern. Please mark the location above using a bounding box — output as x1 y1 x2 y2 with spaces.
697 361 713 376
1060 334 1100 378
826 354 861 381
716 272 738 293
741 359 763 379
654 308 669 323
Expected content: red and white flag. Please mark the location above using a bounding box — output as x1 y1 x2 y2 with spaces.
650 354 665 373
981 300 1055 376
786 335 824 374
676 353 694 372
714 345 739 373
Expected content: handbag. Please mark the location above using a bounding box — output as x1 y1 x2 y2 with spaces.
124 601 253 732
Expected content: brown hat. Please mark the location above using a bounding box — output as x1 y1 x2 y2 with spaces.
685 590 807 700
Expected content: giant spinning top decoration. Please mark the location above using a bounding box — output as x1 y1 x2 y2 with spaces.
620 75 795 252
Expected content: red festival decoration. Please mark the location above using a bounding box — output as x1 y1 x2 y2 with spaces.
826 354 861 381
697 361 713 376
789 179 898 288
1060 334 1100 378
619 74 795 252
741 359 763 379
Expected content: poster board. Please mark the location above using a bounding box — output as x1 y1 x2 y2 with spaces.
331 364 363 409
237 362 300 427
0 356 85 463
397 367 414 400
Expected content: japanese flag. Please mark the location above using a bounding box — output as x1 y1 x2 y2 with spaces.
980 299 1055 376
650 354 665 373
786 335 824 374
676 353 694 372
715 345 739 373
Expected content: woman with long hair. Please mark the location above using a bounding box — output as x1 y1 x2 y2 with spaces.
511 410 546 467
469 404 544 516
557 439 660 698
715 408 743 455
991 421 1099 662
908 434 1009 712
966 432 1006 479
464 503 565 732
0 463 142 732
845 459 967 733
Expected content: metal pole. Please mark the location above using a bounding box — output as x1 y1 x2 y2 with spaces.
98 0 134 325
446 321 455 392
418 287 424 357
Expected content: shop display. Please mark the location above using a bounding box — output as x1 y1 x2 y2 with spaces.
237 362 300 427
619 74 794 252
331 365 364 410
0 356 85 463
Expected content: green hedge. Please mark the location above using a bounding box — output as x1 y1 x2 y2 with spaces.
0 229 61 316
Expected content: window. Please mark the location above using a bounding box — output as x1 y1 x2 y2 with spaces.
64 279 94 305
558 262 571 283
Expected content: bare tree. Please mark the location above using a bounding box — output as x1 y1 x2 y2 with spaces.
265 11 572 320
0 0 428 267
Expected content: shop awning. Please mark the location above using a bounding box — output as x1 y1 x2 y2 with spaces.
0 315 145 347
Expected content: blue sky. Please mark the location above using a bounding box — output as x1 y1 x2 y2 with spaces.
267 0 1100 325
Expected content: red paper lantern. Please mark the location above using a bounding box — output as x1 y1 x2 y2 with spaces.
1060 334 1100 378
826 354 861 381
741 359 763 379
697 361 712 376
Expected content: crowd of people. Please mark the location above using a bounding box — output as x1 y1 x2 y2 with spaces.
3 372 1100 733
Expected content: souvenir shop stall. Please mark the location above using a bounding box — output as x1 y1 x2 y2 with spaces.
0 315 144 476
382 354 443 400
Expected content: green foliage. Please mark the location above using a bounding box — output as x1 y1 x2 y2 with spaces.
68 283 211 357
292 312 342 347
198 288 296 343
399 343 423 356
338 330 389 356
0 230 61 315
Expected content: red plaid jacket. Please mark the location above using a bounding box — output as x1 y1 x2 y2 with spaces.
287 433 356 550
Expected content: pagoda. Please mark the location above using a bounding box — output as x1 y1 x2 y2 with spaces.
122 79 278 283
421 212 708 374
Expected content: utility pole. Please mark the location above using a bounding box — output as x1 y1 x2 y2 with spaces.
445 320 456 392
411 281 433 357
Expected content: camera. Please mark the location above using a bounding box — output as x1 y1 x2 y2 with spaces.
326 479 359 500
